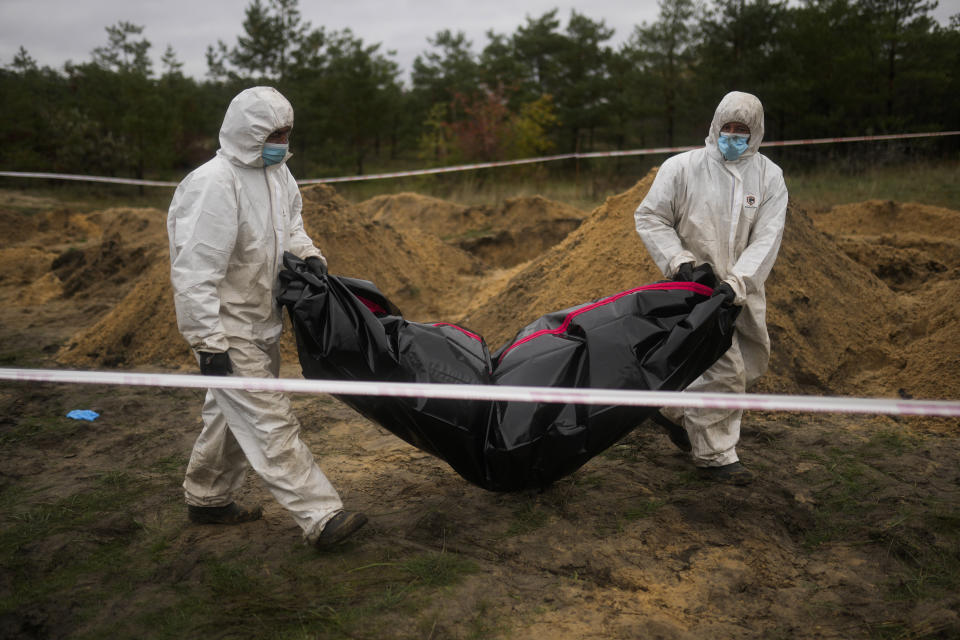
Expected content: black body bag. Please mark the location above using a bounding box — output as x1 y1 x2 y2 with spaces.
277 253 739 491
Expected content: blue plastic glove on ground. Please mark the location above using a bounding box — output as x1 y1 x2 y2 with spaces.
66 409 99 421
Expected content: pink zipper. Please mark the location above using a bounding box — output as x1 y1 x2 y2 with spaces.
432 322 483 342
497 281 712 363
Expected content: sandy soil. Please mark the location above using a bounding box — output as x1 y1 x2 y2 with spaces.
1 175 958 638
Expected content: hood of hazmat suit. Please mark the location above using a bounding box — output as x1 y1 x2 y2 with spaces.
633 91 788 384
167 86 324 353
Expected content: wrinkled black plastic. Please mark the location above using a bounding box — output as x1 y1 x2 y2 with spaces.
278 252 739 491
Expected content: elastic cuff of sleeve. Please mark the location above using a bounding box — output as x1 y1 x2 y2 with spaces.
190 336 230 354
668 253 698 276
726 277 747 304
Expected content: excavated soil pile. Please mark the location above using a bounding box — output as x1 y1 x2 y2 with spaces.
808 200 960 401
46 208 184 367
297 185 482 318
457 171 958 401
53 185 485 368
356 192 587 267
0 176 955 404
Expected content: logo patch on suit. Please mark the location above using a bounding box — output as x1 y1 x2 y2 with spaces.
745 194 757 207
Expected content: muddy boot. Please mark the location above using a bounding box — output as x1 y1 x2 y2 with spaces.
696 461 754 486
313 511 368 549
651 411 691 452
188 502 263 525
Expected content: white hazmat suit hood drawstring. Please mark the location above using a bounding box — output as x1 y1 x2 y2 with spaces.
218 86 294 168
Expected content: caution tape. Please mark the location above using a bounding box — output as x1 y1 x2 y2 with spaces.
0 171 179 187
2 131 957 188
1 367 958 417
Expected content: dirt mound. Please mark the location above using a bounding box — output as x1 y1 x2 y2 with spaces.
0 247 64 308
0 209 40 248
458 169 959 399
457 175 663 346
762 207 899 395
355 192 468 236
806 200 960 400
2 180 953 402
356 192 586 267
0 247 59 286
55 186 486 368
812 199 960 241
810 200 960 291
57 257 190 368
299 185 482 319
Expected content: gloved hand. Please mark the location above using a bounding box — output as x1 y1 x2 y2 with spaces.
714 282 737 305
305 256 328 277
672 262 695 282
198 351 233 376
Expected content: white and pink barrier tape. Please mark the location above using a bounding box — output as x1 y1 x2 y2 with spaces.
1 131 957 188
1 368 958 417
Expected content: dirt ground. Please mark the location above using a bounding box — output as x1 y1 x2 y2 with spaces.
1 175 959 639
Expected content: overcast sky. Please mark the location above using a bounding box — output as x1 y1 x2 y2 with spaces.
3 0 957 83
0 0 664 82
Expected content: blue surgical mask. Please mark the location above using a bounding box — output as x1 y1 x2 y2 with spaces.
262 142 288 166
718 133 749 161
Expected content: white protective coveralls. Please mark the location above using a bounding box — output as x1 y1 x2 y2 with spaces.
168 86 341 542
634 91 788 467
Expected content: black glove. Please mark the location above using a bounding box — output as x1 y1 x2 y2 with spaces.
672 262 695 282
714 282 737 305
198 351 233 376
305 256 328 277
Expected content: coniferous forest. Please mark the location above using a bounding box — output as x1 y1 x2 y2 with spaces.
1 0 957 182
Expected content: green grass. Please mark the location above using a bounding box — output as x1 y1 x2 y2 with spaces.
332 157 960 218
0 459 483 640
621 498 665 522
4 157 957 219
795 432 960 638
784 160 960 213
504 500 551 537
802 445 885 547
0 414 86 445
0 184 175 215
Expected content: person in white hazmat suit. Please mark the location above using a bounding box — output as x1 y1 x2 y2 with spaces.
634 91 788 485
167 86 367 547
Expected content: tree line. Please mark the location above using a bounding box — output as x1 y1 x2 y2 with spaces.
1 0 957 183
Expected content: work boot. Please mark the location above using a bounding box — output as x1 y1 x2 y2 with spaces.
651 411 691 452
313 511 368 549
188 502 263 525
696 461 754 486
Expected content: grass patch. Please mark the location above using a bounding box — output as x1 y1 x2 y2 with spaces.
504 501 551 537
803 446 885 547
798 432 960 636
147 549 480 640
0 414 88 446
150 454 188 476
0 471 149 632
399 551 478 588
331 157 960 216
862 428 919 457
0 465 483 640
785 160 960 212
621 499 665 522
876 499 960 604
